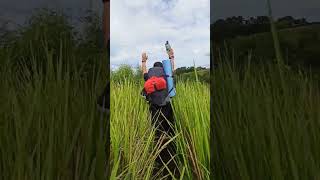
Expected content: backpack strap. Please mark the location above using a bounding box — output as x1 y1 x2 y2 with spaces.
153 83 158 91
160 87 174 106
167 87 174 94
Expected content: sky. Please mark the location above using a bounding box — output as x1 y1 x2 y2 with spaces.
212 0 320 22
110 0 210 70
1 0 319 68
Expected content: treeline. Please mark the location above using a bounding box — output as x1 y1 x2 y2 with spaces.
175 66 210 83
211 16 320 73
111 65 210 84
175 66 207 75
211 16 312 43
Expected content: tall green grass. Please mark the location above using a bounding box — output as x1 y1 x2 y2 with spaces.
0 43 109 179
110 71 210 179
212 1 320 178
212 52 320 179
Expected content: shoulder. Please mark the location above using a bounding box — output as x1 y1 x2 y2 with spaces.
143 73 149 81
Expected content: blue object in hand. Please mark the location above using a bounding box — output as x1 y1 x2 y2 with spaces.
162 59 176 97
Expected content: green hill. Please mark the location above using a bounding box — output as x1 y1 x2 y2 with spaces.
176 69 210 83
228 24 320 69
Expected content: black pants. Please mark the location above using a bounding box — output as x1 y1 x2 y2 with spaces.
149 102 179 179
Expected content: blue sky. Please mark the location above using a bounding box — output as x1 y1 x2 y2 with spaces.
110 0 210 70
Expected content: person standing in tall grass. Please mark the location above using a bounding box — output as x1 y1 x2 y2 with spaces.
141 49 179 179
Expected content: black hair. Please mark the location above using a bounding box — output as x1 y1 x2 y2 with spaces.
153 62 163 68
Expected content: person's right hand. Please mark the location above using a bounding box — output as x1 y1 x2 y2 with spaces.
142 52 148 62
167 48 174 59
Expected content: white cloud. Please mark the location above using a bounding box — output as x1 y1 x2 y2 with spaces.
110 0 210 69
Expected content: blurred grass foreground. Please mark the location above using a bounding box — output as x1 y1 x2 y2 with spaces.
0 9 110 179
212 2 320 178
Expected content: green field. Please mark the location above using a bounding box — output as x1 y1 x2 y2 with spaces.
212 53 320 179
177 69 210 84
0 48 110 179
110 67 210 179
212 12 320 178
227 24 320 70
2 6 320 180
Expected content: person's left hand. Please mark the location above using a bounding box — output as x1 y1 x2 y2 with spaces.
142 52 148 62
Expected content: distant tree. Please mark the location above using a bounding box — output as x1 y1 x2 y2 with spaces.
77 10 106 76
175 66 187 75
256 16 269 24
278 16 295 23
78 10 104 50
7 9 76 76
277 16 295 28
294 18 308 26
111 64 135 83
213 19 226 26
0 20 16 47
196 66 206 71
0 8 108 82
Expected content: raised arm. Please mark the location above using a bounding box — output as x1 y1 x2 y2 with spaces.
168 48 175 73
141 52 148 74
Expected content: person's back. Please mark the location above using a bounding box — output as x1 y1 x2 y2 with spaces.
141 50 179 179
143 65 170 106
143 61 174 134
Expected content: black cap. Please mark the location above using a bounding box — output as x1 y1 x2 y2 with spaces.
153 62 163 68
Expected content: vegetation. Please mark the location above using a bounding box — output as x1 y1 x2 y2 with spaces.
175 67 210 83
212 50 320 179
1 8 210 180
212 16 313 43
212 16 320 71
2 3 319 180
110 66 210 179
0 9 110 179
212 1 320 178
229 25 320 70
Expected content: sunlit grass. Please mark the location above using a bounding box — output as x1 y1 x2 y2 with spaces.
110 72 210 180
